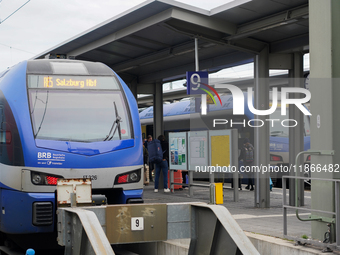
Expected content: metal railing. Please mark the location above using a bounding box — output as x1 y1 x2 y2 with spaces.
283 175 340 250
169 169 239 202
58 202 259 255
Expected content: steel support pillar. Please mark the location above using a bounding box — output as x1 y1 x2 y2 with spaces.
153 82 164 139
254 46 270 208
153 81 164 189
289 52 305 206
127 80 138 100
310 0 340 241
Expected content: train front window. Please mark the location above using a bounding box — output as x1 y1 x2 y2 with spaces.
270 109 288 137
269 109 310 137
27 75 132 142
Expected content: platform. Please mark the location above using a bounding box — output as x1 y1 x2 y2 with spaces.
143 182 312 241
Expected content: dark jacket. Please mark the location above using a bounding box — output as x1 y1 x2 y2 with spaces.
143 146 148 165
143 140 148 149
160 140 169 161
238 143 254 164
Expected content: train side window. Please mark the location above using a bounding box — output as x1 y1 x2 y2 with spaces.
0 131 11 144
0 106 2 156
304 115 311 136
0 106 3 126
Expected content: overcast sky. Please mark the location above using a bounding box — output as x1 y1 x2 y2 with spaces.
0 0 235 72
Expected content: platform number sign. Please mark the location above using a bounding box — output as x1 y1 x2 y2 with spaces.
186 71 208 95
131 217 144 231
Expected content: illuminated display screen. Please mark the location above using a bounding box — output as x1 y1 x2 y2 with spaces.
28 75 119 90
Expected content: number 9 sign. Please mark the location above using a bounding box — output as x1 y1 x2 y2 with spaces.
131 217 144 231
186 71 208 95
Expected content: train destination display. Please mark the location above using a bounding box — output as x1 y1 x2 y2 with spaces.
28 75 119 90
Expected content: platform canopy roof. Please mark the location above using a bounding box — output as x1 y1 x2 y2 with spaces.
34 0 309 85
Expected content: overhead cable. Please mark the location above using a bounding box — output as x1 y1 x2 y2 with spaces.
0 42 36 55
0 0 31 24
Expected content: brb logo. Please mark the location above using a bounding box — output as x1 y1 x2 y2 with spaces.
38 152 51 159
186 71 311 116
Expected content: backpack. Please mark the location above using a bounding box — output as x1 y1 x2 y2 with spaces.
244 145 254 163
148 139 163 164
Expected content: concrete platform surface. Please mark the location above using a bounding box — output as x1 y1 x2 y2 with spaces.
143 182 312 241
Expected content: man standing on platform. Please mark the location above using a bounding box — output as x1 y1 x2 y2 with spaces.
146 135 154 182
238 138 254 191
153 135 170 193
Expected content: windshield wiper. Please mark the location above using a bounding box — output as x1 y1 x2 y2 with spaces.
34 91 49 138
104 101 122 141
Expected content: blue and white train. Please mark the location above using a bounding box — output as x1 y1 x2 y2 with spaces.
0 59 143 249
140 93 311 186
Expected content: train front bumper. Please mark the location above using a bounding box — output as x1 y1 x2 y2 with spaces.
0 187 143 234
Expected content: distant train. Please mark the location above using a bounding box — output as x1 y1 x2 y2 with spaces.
0 59 143 250
140 93 311 187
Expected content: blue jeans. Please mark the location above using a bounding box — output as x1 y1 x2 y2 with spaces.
154 160 168 189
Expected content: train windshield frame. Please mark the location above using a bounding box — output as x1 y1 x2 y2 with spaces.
27 75 133 143
269 108 311 137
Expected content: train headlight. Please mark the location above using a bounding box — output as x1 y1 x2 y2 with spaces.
32 173 42 185
114 169 141 184
129 172 138 182
31 171 63 186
